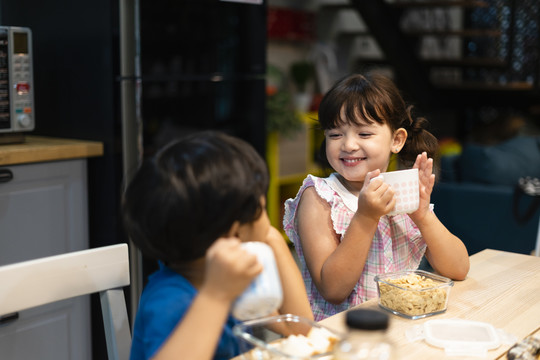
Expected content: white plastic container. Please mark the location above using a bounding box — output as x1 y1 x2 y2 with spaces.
232 242 283 321
374 168 419 215
423 319 501 357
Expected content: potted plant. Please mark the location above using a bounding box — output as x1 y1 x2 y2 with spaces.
266 64 302 137
289 60 315 112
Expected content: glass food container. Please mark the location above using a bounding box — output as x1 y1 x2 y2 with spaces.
233 314 343 359
374 270 453 320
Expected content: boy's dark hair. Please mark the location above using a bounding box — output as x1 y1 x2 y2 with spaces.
317 73 438 168
122 131 269 264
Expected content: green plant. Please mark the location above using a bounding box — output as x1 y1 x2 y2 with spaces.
290 61 315 93
266 89 302 137
266 64 302 137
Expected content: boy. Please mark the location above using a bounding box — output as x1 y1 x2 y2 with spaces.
122 131 312 359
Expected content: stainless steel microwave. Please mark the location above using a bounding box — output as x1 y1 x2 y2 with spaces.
0 26 34 134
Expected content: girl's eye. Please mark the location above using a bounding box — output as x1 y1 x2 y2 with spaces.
359 133 372 138
327 132 342 138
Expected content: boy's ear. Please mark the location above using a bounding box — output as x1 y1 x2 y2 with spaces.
392 128 408 153
226 221 241 237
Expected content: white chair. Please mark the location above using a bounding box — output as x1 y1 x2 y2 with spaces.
0 244 131 360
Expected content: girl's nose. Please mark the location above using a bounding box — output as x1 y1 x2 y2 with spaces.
342 134 359 152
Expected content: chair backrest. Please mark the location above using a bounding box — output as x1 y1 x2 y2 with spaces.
0 244 131 360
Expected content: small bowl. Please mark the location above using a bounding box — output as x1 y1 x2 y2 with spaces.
374 270 453 320
233 314 342 359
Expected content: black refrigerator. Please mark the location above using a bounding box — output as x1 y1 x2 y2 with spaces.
0 0 267 358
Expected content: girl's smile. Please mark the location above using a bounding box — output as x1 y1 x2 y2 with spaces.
341 156 367 166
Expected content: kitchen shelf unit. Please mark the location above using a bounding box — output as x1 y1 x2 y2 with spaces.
266 112 325 237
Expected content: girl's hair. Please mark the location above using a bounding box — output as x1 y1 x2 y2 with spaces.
318 73 438 168
122 131 269 264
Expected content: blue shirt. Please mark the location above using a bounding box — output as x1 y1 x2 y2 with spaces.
129 263 241 360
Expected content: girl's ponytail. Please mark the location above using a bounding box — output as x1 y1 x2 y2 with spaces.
399 106 439 168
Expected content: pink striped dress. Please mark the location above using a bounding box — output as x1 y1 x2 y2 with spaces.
283 174 427 321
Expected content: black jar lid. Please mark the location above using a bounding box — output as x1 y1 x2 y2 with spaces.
346 309 389 331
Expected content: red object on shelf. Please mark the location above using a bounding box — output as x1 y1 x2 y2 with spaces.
267 7 315 41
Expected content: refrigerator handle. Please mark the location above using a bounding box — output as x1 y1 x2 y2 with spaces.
119 0 143 325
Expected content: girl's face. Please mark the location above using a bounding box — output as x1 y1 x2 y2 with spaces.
325 116 406 192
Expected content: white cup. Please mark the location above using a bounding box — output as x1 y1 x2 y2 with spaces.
374 168 419 215
232 242 283 321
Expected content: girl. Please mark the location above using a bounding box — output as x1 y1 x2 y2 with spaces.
283 73 469 321
123 131 312 360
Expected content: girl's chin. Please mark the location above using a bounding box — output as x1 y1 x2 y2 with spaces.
339 174 365 184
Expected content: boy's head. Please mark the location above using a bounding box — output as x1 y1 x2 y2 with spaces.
122 131 269 264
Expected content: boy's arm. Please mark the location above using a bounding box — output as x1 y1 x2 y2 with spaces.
264 226 313 321
152 238 261 360
151 291 232 360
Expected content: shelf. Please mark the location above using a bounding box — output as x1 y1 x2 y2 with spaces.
320 0 489 12
354 56 508 69
318 3 354 12
139 73 265 83
435 81 534 91
338 29 501 39
336 30 372 40
422 58 507 68
390 1 489 8
266 112 323 232
404 29 502 37
431 82 540 108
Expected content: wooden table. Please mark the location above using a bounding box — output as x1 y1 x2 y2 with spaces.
319 249 540 360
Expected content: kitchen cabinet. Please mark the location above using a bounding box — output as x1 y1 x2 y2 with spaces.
0 136 103 360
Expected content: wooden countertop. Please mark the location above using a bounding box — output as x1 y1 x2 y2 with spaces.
0 136 104 166
319 249 540 360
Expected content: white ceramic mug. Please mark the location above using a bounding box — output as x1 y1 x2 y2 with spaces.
374 168 419 215
232 242 283 321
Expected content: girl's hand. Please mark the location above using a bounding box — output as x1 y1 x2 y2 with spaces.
357 169 396 220
410 152 435 222
201 238 262 302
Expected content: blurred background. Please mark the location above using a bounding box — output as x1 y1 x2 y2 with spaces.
1 0 539 358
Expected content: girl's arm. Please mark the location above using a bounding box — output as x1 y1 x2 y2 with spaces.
264 226 313 321
152 238 261 360
296 173 394 305
410 153 470 280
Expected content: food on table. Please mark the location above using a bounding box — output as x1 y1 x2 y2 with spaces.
243 326 339 359
377 272 450 317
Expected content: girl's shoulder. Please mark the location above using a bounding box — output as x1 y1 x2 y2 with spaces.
303 173 341 203
284 174 336 220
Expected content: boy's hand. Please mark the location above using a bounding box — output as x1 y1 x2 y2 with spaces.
357 169 396 220
201 238 262 302
262 226 285 248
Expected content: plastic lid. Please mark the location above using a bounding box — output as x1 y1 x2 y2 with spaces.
346 309 389 331
423 319 501 355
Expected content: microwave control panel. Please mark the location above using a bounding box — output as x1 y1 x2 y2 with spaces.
0 26 34 133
